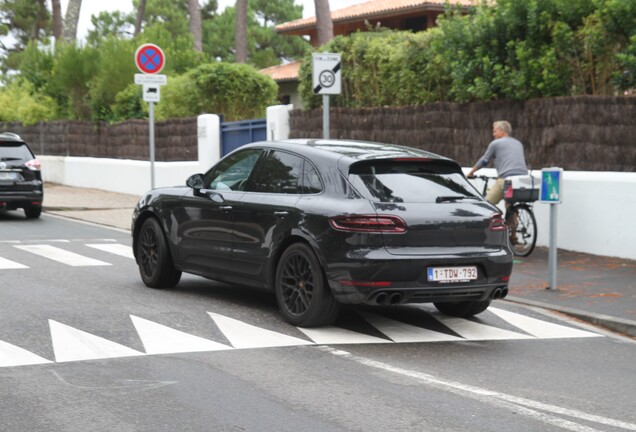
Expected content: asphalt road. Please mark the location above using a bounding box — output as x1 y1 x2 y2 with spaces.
1 212 635 432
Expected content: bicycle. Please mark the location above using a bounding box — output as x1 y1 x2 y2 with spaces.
471 175 538 257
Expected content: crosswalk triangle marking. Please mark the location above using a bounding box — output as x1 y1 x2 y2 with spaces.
488 307 602 339
15 245 111 267
208 313 312 349
86 244 135 260
431 312 534 341
297 324 392 345
359 311 463 343
0 256 28 270
0 340 52 368
49 320 144 363
130 315 232 355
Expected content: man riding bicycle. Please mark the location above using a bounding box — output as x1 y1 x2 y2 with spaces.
466 120 528 205
467 121 529 246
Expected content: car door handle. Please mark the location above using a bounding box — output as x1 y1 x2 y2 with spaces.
274 211 289 218
219 205 233 212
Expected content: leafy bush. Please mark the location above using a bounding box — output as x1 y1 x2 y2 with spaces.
156 62 278 121
0 79 56 125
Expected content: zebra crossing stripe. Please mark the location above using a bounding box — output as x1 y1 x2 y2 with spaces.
86 244 135 259
15 245 111 267
0 340 52 367
488 308 602 339
49 320 143 362
208 312 312 349
0 256 27 270
131 315 231 355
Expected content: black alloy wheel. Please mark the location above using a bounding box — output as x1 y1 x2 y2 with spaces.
137 218 181 288
275 243 340 327
434 299 491 317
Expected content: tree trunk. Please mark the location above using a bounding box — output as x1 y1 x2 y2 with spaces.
51 0 63 40
235 0 248 63
134 0 147 36
62 0 82 42
189 0 202 52
314 0 333 47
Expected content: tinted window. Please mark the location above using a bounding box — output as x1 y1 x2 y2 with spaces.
348 160 480 203
250 151 303 194
302 162 323 194
0 143 34 163
206 149 262 191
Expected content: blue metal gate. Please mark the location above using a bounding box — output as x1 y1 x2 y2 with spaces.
221 118 267 156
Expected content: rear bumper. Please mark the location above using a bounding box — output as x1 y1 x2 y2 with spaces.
325 249 512 305
0 189 44 209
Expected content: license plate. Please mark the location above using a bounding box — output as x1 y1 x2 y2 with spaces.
0 172 18 181
427 266 478 283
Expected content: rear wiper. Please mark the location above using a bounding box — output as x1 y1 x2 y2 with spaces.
435 195 479 203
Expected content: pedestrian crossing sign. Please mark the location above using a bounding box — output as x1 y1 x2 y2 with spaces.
540 167 563 203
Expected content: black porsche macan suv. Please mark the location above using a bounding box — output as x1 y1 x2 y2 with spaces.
0 132 43 219
132 139 513 327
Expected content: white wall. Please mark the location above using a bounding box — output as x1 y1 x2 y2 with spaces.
37 111 636 261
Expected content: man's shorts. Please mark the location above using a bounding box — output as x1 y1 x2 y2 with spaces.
486 178 505 205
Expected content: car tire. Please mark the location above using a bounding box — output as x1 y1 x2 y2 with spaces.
434 299 491 318
275 243 340 327
137 218 181 288
24 206 42 219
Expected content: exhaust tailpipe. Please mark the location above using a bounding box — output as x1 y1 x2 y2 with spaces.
375 292 388 305
388 292 403 305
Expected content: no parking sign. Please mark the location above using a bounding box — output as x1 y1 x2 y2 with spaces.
135 43 165 74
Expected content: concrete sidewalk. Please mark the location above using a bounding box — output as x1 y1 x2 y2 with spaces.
41 183 636 338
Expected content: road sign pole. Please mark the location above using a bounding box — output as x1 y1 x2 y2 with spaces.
323 95 330 139
149 101 155 189
548 203 558 289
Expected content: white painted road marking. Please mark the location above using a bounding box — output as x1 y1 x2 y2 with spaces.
131 315 231 354
15 245 111 267
321 346 636 432
0 256 28 269
297 324 392 345
488 307 602 339
49 320 143 362
86 243 135 259
359 311 462 343
208 312 313 349
0 340 52 367
431 311 535 340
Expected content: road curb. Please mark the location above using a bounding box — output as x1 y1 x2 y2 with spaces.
505 295 636 339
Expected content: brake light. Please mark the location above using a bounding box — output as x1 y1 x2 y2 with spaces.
329 215 407 233
25 159 41 170
490 213 506 231
390 157 431 162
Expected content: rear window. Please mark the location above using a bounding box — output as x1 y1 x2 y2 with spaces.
0 142 34 163
348 160 480 203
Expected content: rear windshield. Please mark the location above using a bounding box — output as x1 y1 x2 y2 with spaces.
0 142 34 163
348 160 480 203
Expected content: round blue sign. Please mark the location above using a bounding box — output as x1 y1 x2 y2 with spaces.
135 43 165 74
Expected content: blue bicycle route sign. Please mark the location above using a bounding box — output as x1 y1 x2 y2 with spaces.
135 43 165 74
540 167 563 203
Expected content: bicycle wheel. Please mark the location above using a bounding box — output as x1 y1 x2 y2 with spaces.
507 204 537 257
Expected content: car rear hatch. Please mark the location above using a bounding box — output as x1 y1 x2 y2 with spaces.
347 158 505 256
0 142 41 193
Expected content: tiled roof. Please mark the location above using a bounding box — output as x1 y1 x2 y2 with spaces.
259 61 302 82
276 0 478 32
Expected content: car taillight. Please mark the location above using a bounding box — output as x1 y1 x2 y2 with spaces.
490 213 506 231
25 159 41 170
329 215 407 233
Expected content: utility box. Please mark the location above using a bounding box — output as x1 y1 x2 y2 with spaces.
504 175 539 202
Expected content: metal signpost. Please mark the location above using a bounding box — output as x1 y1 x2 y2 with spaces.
134 43 166 189
312 53 342 139
540 167 563 290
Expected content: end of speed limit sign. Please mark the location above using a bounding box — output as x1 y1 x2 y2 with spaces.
312 53 342 95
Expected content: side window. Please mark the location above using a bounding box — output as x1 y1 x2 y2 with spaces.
302 161 323 194
205 149 262 191
250 151 303 194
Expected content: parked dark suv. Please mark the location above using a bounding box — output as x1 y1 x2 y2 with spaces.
0 132 43 219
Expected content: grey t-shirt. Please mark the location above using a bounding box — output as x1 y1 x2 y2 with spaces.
476 136 528 178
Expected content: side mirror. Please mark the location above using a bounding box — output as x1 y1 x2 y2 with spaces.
186 173 205 190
